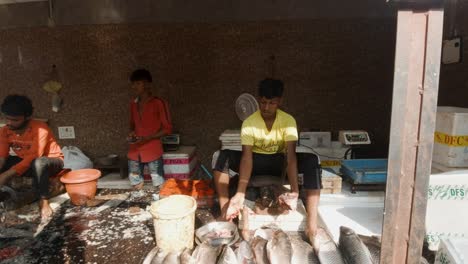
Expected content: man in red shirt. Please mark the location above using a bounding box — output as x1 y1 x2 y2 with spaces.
127 69 172 190
0 95 64 219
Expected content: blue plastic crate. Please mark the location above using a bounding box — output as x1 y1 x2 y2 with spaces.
340 159 388 184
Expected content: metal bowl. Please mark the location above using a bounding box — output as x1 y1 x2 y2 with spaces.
96 154 119 166
195 221 239 246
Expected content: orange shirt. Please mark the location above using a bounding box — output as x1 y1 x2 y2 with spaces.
0 120 64 176
127 97 172 162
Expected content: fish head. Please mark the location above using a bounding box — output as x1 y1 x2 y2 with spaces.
340 226 356 236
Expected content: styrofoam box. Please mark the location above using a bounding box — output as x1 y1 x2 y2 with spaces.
239 199 307 231
435 238 468 264
162 146 198 179
426 169 468 251
299 132 332 148
298 143 349 174
433 106 468 167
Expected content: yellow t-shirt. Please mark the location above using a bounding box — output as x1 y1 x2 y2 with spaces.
241 110 298 154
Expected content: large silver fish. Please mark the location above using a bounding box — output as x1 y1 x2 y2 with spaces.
251 236 269 264
266 229 293 264
151 248 168 264
192 241 221 264
359 234 382 264
315 228 346 264
235 240 256 264
180 248 195 264
339 226 374 264
217 245 237 264
289 235 320 264
162 252 180 264
143 246 160 264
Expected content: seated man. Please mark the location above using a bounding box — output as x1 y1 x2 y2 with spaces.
0 95 64 219
213 78 322 247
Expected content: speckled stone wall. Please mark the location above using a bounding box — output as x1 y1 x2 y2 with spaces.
1 20 399 165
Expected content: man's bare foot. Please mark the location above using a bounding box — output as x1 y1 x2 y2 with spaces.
39 199 53 219
133 182 144 190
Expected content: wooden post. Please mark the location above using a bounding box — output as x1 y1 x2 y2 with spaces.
381 6 444 264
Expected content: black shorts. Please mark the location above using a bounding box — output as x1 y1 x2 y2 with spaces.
213 149 322 190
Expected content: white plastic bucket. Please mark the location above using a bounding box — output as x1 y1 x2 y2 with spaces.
150 195 197 252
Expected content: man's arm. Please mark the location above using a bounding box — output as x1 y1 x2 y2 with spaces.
0 157 5 171
128 105 135 137
0 168 17 186
0 157 17 186
225 145 253 220
236 145 254 195
286 141 299 193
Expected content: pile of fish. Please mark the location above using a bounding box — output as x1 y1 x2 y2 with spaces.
145 225 431 264
144 226 319 264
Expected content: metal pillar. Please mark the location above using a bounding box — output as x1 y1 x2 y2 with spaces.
381 6 444 264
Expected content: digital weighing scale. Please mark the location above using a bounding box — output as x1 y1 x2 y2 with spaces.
338 130 387 193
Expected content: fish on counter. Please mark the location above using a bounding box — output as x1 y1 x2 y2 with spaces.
217 245 237 264
142 247 163 264
141 247 168 264
240 205 251 242
235 240 256 264
339 226 374 264
192 241 221 264
162 251 180 264
358 234 382 264
251 236 269 264
315 228 346 264
266 229 293 264
180 248 195 264
289 234 320 264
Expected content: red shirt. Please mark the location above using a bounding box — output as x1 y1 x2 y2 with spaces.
0 120 64 176
127 97 172 162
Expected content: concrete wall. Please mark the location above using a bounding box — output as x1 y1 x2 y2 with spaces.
0 20 396 164
0 1 467 167
0 0 395 29
438 0 468 107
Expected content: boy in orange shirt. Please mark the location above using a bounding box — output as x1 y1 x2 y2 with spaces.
127 69 172 190
0 95 64 219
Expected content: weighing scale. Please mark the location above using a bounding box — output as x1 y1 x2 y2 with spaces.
162 134 180 151
338 130 387 193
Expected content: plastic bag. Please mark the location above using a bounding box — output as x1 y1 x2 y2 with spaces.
62 146 93 170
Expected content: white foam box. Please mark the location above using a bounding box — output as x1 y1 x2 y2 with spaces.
433 106 468 167
435 238 468 264
298 142 349 174
299 132 332 148
426 169 468 250
239 199 307 231
219 129 241 140
162 146 198 180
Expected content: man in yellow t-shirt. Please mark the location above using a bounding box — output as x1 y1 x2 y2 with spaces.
213 78 322 248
